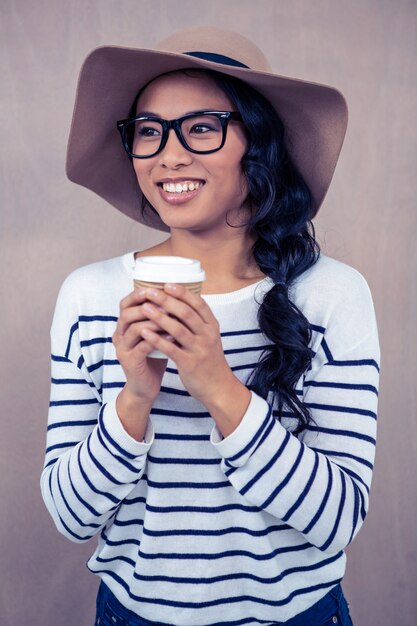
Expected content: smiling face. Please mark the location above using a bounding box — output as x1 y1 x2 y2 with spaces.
132 70 250 234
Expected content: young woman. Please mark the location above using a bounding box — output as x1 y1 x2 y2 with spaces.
41 26 380 626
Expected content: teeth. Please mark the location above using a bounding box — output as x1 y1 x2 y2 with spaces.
162 181 203 193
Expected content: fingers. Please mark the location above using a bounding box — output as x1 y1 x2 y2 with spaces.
141 302 193 349
139 284 214 333
117 288 167 336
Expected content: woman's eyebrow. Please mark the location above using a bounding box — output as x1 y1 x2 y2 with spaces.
135 110 160 117
134 109 218 118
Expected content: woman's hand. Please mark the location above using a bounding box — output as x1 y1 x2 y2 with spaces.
137 283 236 407
112 289 171 405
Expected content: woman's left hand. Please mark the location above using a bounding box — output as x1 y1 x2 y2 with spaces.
137 282 234 406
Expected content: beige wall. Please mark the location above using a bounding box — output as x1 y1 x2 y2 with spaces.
1 1 416 624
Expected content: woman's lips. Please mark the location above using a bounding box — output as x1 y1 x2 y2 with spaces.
157 182 205 205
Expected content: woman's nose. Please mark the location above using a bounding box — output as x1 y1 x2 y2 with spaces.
157 128 193 168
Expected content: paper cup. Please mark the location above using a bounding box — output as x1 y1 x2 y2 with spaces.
132 256 206 358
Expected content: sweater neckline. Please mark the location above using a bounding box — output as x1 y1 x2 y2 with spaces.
122 251 274 305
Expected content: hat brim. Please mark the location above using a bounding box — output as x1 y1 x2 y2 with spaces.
66 46 348 231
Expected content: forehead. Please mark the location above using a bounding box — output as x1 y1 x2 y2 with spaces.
135 71 234 116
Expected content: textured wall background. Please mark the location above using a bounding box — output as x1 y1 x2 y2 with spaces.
1 1 416 625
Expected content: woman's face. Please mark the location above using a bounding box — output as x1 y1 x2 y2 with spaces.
132 71 250 234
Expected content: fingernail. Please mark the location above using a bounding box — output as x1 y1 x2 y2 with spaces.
165 283 178 290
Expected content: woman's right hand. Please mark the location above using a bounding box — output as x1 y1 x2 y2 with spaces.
112 289 169 405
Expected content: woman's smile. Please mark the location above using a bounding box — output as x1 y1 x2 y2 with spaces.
157 178 206 205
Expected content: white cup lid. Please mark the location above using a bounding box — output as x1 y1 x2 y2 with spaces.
132 256 206 283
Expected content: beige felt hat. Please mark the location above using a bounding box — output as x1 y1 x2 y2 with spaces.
66 25 348 232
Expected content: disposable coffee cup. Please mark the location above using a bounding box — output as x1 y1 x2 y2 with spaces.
132 256 206 358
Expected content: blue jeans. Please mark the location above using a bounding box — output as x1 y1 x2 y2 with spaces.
94 580 354 626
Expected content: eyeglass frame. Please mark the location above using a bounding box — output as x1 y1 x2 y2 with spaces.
116 110 243 158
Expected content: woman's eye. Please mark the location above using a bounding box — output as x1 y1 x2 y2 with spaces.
190 124 214 134
137 126 161 137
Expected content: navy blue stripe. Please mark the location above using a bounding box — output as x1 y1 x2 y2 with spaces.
86 434 125 486
164 346 272 378
56 462 101 530
304 380 378 395
101 529 140 547
227 405 273 464
282 452 320 522
44 456 58 469
88 359 120 373
320 471 347 551
98 404 138 461
87 567 342 615
51 377 92 385
231 362 262 372
47 419 97 431
79 315 118 323
160 385 190 397
340 465 369 493
310 324 326 334
49 469 94 541
311 447 374 470
321 337 334 361
138 542 310 561
142 524 288 538
148 454 220 465
302 457 333 534
96 425 139 474
80 337 113 348
349 480 360 544
307 426 376 444
151 407 210 418
77 444 120 504
155 433 209 441
133 550 342 585
113 518 144 528
46 441 79 454
328 358 380 372
77 355 84 369
305 401 377 419
262 443 305 509
144 476 231 490
67 458 103 518
143 502 264 514
49 398 97 407
221 328 263 337
96 554 136 567
102 382 125 389
65 321 79 358
238 429 290 495
51 354 71 363
225 344 273 355
123 496 146 506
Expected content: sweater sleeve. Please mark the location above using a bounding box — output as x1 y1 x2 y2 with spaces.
211 269 380 555
40 270 154 543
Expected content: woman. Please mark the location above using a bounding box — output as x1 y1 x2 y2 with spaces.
41 26 380 626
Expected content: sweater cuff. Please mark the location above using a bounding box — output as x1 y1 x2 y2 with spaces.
99 400 154 459
210 391 271 466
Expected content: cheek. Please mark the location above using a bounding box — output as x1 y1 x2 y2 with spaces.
132 162 152 190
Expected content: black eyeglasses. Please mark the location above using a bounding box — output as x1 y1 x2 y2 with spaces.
116 110 243 158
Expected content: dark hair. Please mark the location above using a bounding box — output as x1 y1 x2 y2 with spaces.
128 69 320 435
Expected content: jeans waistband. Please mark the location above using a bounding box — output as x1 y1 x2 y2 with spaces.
96 581 346 626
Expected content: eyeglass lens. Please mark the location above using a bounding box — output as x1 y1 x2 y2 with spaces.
126 114 224 156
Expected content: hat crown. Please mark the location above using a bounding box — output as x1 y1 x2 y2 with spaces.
155 26 272 73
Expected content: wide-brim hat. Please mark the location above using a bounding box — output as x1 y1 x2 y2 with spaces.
66 25 348 232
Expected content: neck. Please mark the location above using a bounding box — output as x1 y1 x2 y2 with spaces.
160 229 262 285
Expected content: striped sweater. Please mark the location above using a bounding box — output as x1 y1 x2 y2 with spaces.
40 250 380 625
